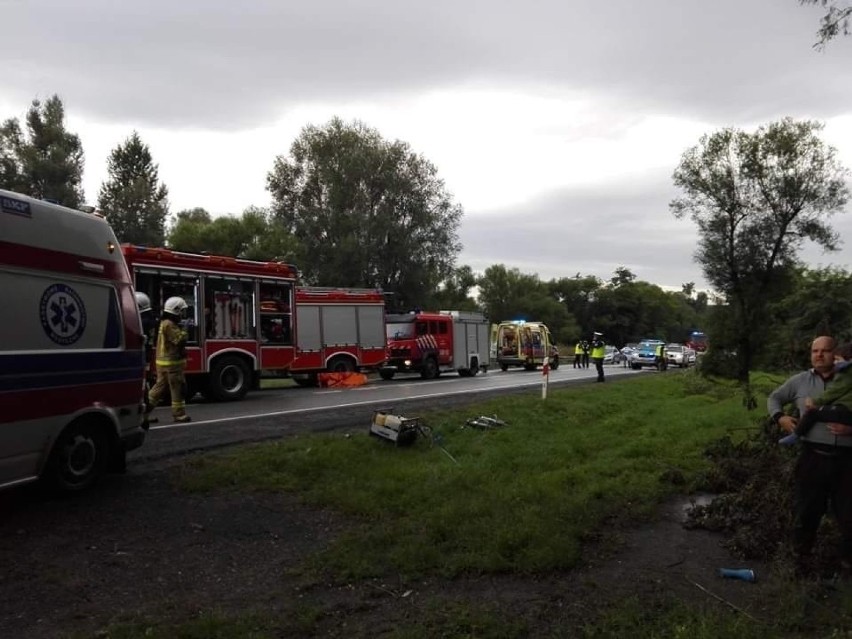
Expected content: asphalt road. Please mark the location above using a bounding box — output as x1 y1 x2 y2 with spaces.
130 363 645 464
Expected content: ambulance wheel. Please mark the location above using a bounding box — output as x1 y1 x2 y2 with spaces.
208 356 251 401
550 356 559 370
46 420 109 492
379 370 395 381
420 357 439 379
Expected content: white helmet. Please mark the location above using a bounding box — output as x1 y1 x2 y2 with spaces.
164 296 188 316
134 291 152 313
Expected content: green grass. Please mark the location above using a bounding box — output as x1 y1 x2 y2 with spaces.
179 371 752 580
92 370 852 637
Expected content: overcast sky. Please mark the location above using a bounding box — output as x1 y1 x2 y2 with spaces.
3 0 852 291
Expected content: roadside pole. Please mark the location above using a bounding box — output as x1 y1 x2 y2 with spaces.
541 360 549 399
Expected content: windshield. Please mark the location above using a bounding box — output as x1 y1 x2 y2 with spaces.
386 322 415 340
667 345 683 353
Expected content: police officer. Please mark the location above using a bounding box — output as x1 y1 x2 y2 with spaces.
135 292 159 428
581 339 591 368
574 340 583 368
655 342 668 371
591 332 606 382
146 296 192 423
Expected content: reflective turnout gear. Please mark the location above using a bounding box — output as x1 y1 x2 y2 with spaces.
147 317 190 421
154 318 187 369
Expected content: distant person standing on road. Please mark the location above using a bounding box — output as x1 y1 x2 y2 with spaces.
574 340 583 368
591 333 606 382
655 343 668 371
581 339 591 369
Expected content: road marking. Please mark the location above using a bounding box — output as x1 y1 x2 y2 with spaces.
148 369 639 432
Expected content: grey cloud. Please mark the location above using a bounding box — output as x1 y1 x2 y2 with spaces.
459 177 705 289
3 0 850 129
459 176 852 291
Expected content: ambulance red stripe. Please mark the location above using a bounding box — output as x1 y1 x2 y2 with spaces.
0 380 143 424
0 240 122 281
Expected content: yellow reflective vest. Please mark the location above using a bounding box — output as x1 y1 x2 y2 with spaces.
591 341 606 358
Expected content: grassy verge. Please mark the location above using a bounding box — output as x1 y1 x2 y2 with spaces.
179 371 757 582
97 370 852 638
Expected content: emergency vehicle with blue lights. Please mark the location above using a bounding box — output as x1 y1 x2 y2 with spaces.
494 320 559 371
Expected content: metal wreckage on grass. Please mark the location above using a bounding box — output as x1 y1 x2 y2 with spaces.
369 409 508 445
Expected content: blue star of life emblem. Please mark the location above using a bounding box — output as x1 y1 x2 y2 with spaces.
40 283 87 345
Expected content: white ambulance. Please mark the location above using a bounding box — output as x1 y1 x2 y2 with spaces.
0 190 147 491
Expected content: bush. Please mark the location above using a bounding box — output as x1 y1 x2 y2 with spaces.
696 349 738 378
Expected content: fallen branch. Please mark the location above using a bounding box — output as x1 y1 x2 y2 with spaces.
687 578 764 625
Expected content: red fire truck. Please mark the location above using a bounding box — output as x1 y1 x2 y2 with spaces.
380 310 490 380
685 331 708 353
121 245 387 401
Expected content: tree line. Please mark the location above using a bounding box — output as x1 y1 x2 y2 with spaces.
1 89 850 385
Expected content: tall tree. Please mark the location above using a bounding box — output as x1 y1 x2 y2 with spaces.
167 206 299 262
430 265 480 313
98 131 169 245
548 274 602 339
800 1 852 46
266 118 462 307
671 118 849 400
477 264 574 342
0 95 84 208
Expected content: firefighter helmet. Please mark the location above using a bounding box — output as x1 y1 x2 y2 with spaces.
164 296 188 316
134 291 152 313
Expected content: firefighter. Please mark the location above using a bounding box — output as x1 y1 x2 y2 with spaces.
574 340 583 368
146 296 192 423
591 332 606 382
135 292 159 428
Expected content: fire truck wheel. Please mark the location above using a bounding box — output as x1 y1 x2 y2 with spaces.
45 419 109 492
379 370 395 381
208 356 251 401
327 355 356 373
420 356 439 380
500 363 509 371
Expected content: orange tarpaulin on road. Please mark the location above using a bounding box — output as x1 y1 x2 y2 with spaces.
317 372 368 388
